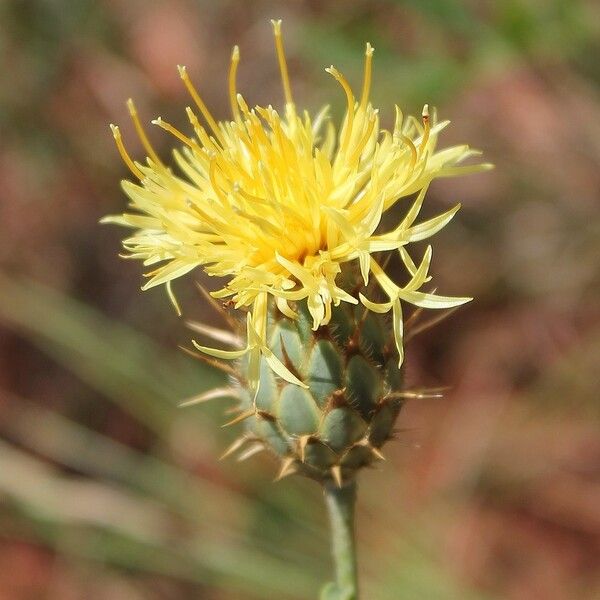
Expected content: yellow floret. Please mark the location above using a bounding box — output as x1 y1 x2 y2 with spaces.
103 21 492 388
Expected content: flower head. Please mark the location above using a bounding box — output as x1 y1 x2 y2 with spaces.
103 20 492 388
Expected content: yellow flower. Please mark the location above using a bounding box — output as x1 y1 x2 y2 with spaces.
103 20 492 389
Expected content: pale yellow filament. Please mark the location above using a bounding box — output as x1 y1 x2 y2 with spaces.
400 134 418 171
326 66 355 155
348 112 377 166
152 117 196 149
185 107 221 156
228 46 241 123
360 43 374 111
177 65 223 143
271 20 293 106
110 124 144 179
419 104 430 155
209 160 231 208
126 99 163 167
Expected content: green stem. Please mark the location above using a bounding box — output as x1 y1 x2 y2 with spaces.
321 480 359 600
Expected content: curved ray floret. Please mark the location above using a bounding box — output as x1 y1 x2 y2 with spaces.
103 20 492 385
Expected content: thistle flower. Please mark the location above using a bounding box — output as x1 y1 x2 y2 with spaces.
103 20 491 392
104 21 491 598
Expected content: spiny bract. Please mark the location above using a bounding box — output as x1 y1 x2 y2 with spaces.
104 21 491 483
229 296 406 485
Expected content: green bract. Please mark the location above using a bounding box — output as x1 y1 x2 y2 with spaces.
229 296 405 486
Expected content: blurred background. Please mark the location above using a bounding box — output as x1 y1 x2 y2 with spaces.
1 1 599 598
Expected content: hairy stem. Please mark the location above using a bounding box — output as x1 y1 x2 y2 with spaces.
321 480 359 600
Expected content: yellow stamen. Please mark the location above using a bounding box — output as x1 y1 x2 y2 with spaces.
400 133 418 171
185 107 220 155
228 46 242 123
326 66 355 155
177 65 223 143
392 104 404 140
348 111 377 166
110 124 144 180
236 93 250 115
360 43 374 111
152 117 196 148
271 19 293 106
126 99 163 167
419 104 430 154
209 160 231 208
